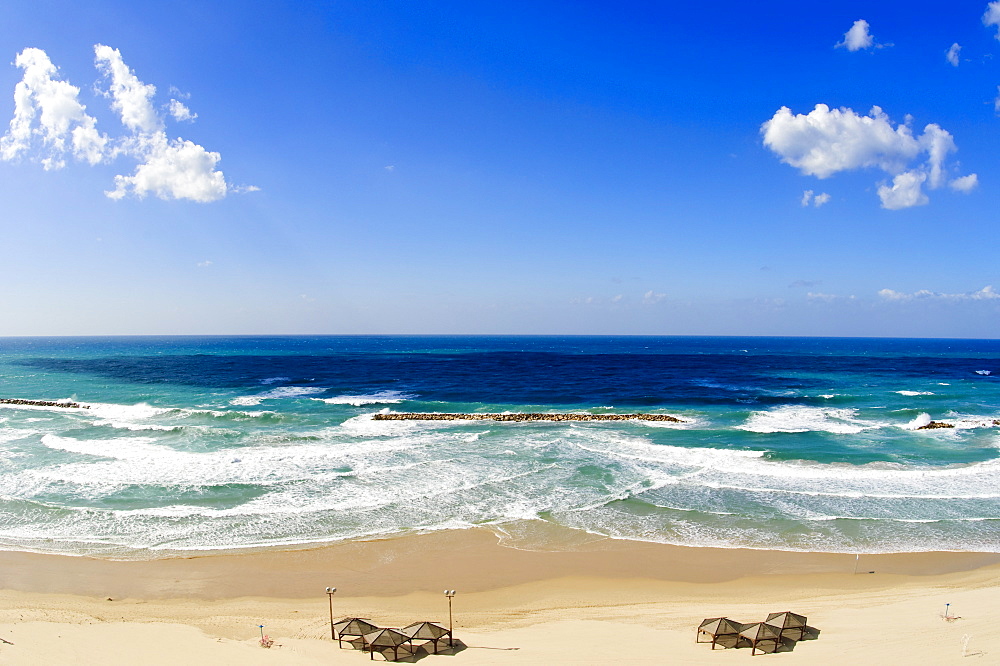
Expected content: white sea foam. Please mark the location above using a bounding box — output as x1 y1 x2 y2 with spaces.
904 413 932 429
976 370 992 375
92 420 182 432
896 390 934 396
230 386 327 406
313 391 412 406
739 406 877 434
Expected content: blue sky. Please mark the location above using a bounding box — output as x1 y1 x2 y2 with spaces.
1 0 999 337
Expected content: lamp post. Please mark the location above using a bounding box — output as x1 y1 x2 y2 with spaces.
444 589 456 647
326 586 337 640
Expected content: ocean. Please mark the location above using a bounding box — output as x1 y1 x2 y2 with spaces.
0 335 997 558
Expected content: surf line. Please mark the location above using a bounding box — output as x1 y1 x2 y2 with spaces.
373 412 684 422
0 398 90 409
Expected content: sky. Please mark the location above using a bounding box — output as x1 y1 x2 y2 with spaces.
1 0 1000 337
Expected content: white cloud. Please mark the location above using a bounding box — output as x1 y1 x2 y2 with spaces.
94 44 161 134
801 190 831 207
949 173 979 192
762 104 972 209
0 47 108 169
168 99 197 122
995 86 1000 114
762 105 919 178
836 19 877 51
106 133 226 202
878 286 1000 301
920 124 956 189
806 292 842 302
0 45 247 203
878 170 928 210
984 2 1000 39
946 43 961 66
196 260 212 267
643 290 666 304
611 294 624 303
93 44 230 202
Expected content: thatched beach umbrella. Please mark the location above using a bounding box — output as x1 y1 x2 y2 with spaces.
401 621 451 653
739 621 783 655
765 611 808 640
361 628 411 661
697 617 744 649
332 617 379 648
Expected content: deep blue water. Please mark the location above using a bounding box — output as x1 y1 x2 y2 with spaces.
0 335 997 557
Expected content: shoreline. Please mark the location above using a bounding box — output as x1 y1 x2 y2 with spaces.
1 527 998 600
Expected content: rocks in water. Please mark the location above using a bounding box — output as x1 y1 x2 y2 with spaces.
916 421 954 429
372 412 683 423
0 398 89 409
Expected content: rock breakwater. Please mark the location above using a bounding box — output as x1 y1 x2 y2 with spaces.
916 421 954 429
372 412 683 422
0 398 89 409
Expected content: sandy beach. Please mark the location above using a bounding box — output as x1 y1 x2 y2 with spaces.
0 528 996 664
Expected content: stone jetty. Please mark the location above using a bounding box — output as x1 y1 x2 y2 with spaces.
0 398 89 409
373 412 683 423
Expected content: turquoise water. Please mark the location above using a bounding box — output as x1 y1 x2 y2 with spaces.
0 335 997 557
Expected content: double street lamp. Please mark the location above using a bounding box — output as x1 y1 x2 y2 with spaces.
444 589 456 647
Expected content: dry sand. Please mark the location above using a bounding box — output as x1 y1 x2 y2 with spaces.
0 528 996 664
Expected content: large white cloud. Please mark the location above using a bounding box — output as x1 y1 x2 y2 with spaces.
106 134 226 202
762 105 918 177
0 45 245 203
0 47 107 169
94 44 228 202
762 104 975 209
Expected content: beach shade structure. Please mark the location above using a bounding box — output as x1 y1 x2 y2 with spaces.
697 617 745 649
401 621 451 653
738 622 783 655
765 611 808 641
332 617 380 648
360 628 412 662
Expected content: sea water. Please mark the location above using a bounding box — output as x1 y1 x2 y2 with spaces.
0 335 997 558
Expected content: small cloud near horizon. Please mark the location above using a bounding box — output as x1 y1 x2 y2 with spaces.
878 285 1000 301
